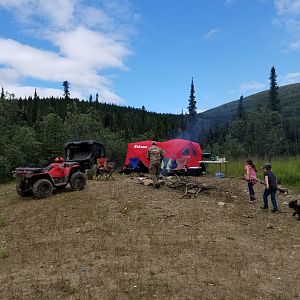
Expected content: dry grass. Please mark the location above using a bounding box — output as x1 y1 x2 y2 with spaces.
0 175 299 299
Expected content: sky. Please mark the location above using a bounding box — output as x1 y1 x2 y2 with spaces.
0 0 300 114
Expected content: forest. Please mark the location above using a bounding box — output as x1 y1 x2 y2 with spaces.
0 93 184 182
0 68 299 183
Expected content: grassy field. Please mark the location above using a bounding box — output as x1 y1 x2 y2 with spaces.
1 176 300 299
225 157 300 189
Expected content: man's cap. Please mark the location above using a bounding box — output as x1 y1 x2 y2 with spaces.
262 163 272 170
152 141 157 145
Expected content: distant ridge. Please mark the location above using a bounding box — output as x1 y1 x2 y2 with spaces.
199 83 300 123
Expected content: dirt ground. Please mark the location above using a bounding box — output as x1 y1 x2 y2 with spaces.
0 174 299 300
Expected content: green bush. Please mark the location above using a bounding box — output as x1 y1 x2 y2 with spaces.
228 156 300 188
0 156 11 182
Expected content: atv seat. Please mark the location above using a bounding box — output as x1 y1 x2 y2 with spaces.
15 167 44 174
63 162 79 167
96 160 116 180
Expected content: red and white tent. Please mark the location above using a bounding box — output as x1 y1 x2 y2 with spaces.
124 139 202 169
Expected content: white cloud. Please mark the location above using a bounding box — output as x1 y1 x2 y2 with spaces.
281 71 300 84
272 0 300 50
224 0 236 5
0 67 20 82
0 0 78 29
240 81 266 92
228 81 266 96
0 38 124 102
203 28 220 40
274 0 300 16
0 0 137 104
289 39 300 49
3 85 66 99
52 27 131 70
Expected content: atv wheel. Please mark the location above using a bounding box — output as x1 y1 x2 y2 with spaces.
16 181 32 197
32 179 53 199
70 172 86 191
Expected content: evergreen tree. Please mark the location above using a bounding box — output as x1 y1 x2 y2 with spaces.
187 77 197 117
62 81 70 100
1 87 4 100
34 89 38 100
89 94 93 103
268 66 280 112
237 95 245 119
95 93 99 104
186 77 199 141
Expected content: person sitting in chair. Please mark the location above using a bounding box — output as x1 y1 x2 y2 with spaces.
97 155 108 170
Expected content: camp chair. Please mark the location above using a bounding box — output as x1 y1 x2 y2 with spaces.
129 158 139 170
97 156 108 169
128 158 148 176
96 160 116 180
128 158 139 176
172 158 188 176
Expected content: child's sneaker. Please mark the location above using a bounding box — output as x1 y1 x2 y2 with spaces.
260 206 268 211
271 209 279 214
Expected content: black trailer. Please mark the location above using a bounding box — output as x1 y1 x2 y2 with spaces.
64 140 106 173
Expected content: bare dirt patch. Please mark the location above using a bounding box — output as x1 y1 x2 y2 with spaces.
0 175 299 299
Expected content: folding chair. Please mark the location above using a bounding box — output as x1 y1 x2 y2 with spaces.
96 160 116 180
128 158 148 176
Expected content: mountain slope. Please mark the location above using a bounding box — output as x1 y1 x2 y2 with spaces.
200 83 300 122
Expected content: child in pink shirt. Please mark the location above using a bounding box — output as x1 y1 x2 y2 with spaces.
245 159 257 203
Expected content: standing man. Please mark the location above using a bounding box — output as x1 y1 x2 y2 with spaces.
147 141 164 185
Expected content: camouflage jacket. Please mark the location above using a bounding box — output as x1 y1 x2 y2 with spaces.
147 145 164 163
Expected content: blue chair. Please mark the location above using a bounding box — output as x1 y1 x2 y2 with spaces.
129 158 140 170
128 158 148 176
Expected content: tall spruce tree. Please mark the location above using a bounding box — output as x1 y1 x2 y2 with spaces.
237 95 245 119
268 66 280 112
62 81 70 100
34 89 38 100
187 77 197 117
1 87 5 99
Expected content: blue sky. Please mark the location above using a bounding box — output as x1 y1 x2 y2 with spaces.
0 0 300 114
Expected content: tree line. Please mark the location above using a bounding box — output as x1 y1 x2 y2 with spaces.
0 66 299 182
0 90 185 181
199 66 300 158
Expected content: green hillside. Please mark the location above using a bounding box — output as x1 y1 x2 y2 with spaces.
200 83 300 122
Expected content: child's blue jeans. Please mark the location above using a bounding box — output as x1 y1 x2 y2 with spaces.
263 188 278 210
247 182 255 200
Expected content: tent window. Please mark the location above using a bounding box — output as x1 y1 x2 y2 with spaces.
182 148 189 156
192 148 197 156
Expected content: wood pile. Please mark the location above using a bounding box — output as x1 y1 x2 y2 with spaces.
164 175 215 198
136 175 216 198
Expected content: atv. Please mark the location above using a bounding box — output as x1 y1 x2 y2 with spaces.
13 157 86 199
